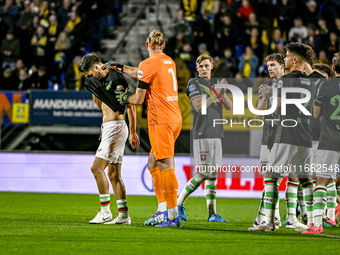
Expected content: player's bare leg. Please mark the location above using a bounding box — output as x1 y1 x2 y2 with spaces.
89 157 112 224
105 163 131 225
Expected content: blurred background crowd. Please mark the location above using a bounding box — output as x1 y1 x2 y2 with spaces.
0 0 340 93
0 0 124 91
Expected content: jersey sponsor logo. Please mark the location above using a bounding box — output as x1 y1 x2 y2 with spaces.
188 84 196 92
137 70 143 79
163 60 172 64
167 96 178 101
105 81 112 90
300 78 311 86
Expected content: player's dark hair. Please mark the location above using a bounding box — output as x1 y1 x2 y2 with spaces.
79 53 101 73
332 52 340 73
312 63 332 77
305 45 316 66
284 42 308 60
264 53 284 65
196 54 213 65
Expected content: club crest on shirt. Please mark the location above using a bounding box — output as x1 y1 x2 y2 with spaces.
188 84 196 92
137 70 143 78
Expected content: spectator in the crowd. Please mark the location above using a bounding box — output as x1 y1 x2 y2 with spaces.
288 17 308 42
178 42 195 74
317 50 331 65
180 0 202 22
0 0 19 30
197 42 210 56
171 8 191 36
212 56 231 78
320 0 340 29
276 0 296 39
252 0 273 33
64 10 81 35
66 11 91 62
175 58 191 92
334 17 340 37
0 68 19 90
35 65 49 89
1 30 20 70
191 16 214 55
53 31 70 82
237 0 253 27
244 12 259 38
276 42 285 56
165 29 189 59
200 0 220 23
48 15 58 43
16 0 35 34
303 24 322 54
65 55 83 90
18 68 31 90
31 25 48 67
303 1 319 27
0 16 9 45
233 72 253 93
221 47 237 77
238 46 259 79
246 27 263 63
213 1 231 33
316 17 329 45
57 0 72 31
15 59 26 73
39 1 49 20
268 28 285 54
215 13 237 56
325 32 340 61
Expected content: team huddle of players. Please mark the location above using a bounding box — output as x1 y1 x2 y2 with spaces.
79 29 340 234
250 42 340 235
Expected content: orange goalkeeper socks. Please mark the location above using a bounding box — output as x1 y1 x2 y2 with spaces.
160 168 178 209
149 167 165 204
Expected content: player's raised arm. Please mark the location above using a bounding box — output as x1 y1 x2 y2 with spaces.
102 62 138 79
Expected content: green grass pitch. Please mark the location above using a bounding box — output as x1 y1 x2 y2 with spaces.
0 192 339 255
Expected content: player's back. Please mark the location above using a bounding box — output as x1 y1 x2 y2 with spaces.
138 53 182 126
317 77 340 151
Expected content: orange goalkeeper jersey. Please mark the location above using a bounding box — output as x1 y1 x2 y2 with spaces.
137 53 182 126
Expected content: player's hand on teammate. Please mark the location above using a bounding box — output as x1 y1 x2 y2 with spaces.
129 132 140 149
115 87 131 105
102 62 124 72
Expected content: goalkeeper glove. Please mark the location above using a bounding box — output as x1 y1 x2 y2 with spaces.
102 62 124 72
115 87 131 105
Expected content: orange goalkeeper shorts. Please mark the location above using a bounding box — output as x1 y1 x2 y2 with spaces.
149 123 182 160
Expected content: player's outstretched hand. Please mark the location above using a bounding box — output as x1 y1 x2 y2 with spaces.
102 62 124 72
115 87 131 105
129 132 140 149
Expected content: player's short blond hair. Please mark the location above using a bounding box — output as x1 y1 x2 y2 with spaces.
196 54 213 65
147 29 165 49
